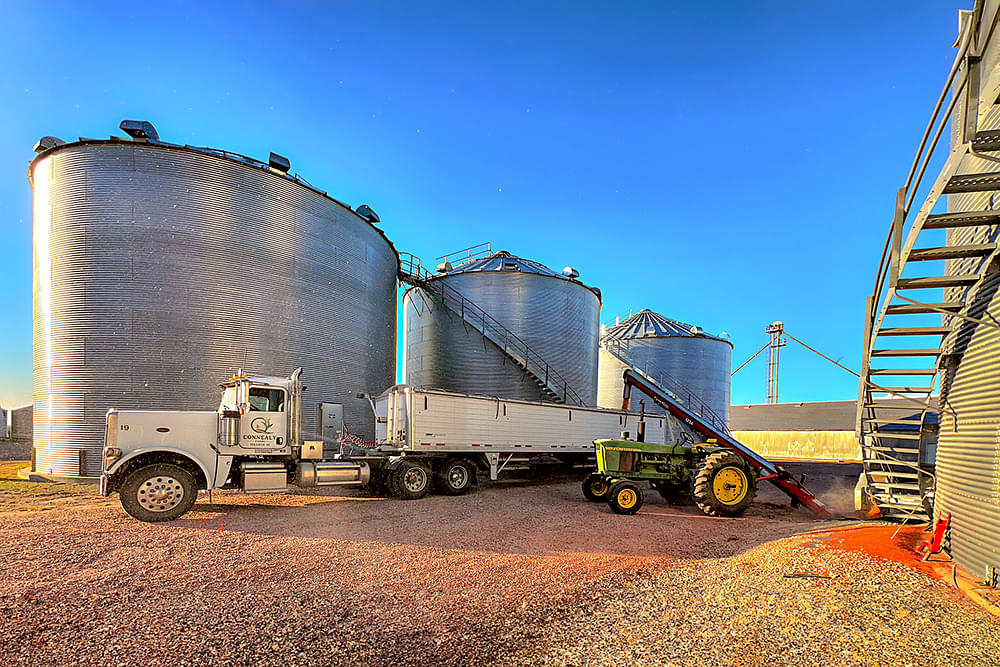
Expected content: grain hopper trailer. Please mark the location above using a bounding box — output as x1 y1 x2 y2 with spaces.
99 369 668 522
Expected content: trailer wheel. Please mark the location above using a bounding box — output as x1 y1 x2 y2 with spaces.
391 460 431 500
582 473 611 502
693 452 756 517
438 458 474 495
607 480 643 515
119 463 197 522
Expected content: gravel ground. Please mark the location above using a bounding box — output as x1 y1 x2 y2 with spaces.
1 469 997 666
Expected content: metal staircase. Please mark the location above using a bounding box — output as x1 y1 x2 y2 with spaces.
859 3 1000 520
398 253 585 406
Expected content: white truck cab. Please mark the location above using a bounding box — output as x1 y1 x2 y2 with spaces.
100 369 369 522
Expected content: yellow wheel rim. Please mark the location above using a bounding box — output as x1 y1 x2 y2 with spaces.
617 488 637 509
714 467 748 505
592 480 608 495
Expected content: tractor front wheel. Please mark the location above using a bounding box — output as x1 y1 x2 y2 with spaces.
582 473 611 502
607 480 643 515
693 452 756 517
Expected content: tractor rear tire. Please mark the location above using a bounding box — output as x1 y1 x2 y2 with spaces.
607 480 643 515
693 452 756 517
582 473 612 502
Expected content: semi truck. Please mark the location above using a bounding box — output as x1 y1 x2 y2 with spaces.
99 369 670 522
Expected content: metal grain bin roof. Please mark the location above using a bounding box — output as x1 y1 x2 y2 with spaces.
435 251 602 300
604 309 732 345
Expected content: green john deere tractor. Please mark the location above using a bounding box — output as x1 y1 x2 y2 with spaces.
583 438 757 517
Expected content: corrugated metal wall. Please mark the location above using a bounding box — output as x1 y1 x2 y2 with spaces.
934 271 1000 583
936 5 1000 583
31 142 398 476
596 337 732 422
403 271 600 405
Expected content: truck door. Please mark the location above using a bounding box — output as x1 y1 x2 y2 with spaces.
240 386 288 452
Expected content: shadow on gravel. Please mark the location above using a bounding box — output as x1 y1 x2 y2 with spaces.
159 467 861 562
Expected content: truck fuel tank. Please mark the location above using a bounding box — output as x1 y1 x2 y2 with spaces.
295 461 370 487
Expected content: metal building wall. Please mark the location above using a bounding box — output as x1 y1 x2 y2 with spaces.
31 142 398 476
597 336 732 422
11 406 32 440
934 271 1000 584
404 271 600 405
936 11 1000 581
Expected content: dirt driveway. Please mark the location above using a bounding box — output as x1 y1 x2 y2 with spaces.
1 469 998 666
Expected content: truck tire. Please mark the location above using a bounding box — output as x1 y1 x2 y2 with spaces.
438 458 474 495
363 469 390 497
119 463 198 523
693 452 756 517
582 473 611 502
391 460 431 500
607 480 643 515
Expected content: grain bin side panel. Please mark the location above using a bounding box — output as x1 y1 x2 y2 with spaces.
616 337 732 422
934 275 1000 583
31 143 396 476
403 288 548 402
434 272 601 405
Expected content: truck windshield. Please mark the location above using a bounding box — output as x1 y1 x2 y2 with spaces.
249 387 285 412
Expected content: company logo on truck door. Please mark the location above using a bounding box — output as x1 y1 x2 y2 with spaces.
243 417 277 444
250 418 273 434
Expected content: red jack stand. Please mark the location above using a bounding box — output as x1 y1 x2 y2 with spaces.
918 513 951 561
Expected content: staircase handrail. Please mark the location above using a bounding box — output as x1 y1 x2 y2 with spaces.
398 252 585 407
864 11 977 364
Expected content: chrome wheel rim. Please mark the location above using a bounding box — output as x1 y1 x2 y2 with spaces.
137 475 184 512
446 465 469 489
403 468 427 492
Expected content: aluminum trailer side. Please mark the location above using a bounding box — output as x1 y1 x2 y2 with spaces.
375 385 667 479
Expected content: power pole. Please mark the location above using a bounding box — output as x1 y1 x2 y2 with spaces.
765 321 785 404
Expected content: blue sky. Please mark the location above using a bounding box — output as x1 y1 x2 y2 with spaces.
0 1 967 408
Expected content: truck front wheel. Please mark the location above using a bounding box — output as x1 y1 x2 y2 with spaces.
120 464 198 522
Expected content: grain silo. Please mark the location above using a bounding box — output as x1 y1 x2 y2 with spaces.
403 250 601 405
597 310 732 422
30 121 398 476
